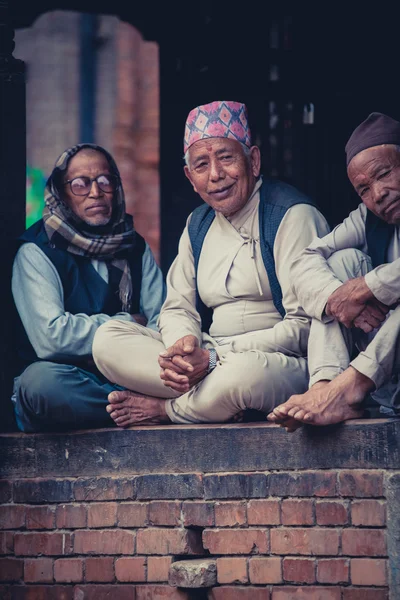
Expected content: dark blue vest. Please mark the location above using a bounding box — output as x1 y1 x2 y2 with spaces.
365 208 395 268
188 178 316 333
15 219 145 370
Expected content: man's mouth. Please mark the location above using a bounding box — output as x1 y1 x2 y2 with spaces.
86 203 109 213
209 183 234 200
382 198 400 217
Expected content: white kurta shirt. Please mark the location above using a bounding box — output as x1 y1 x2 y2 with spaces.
158 179 330 358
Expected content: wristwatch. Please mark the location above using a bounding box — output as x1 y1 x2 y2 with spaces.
208 348 218 373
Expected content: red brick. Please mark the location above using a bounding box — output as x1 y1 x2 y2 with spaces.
85 557 115 582
56 504 87 529
147 556 172 582
281 499 314 526
271 528 339 555
137 528 203 555
249 557 281 583
24 558 54 583
26 506 55 530
350 558 387 585
74 530 135 555
136 585 190 599
342 529 387 556
351 500 386 526
115 557 146 582
342 589 388 600
74 477 134 501
87 502 117 528
54 558 83 583
273 587 341 599
74 585 135 599
0 505 25 530
148 501 181 526
0 481 12 503
247 499 280 525
203 528 268 555
269 471 337 497
283 558 315 583
317 558 349 583
0 585 73 599
316 500 348 525
0 558 23 582
182 502 214 527
214 502 247 527
216 557 248 584
339 470 383 497
117 503 148 527
0 532 14 555
14 532 72 556
208 587 270 600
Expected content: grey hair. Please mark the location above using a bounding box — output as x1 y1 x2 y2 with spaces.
184 141 251 168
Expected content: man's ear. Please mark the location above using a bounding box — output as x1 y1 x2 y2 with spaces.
184 165 198 193
250 146 261 178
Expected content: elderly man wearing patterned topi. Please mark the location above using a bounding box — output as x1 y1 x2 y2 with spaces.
92 100 330 426
268 112 400 430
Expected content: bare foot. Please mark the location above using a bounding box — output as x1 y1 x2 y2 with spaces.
267 368 374 432
107 390 171 427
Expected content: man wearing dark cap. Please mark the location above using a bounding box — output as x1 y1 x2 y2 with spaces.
268 112 400 430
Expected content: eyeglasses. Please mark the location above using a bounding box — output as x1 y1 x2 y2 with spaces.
63 174 120 196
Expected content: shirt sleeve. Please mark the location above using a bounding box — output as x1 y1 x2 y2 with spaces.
228 204 332 357
139 243 166 330
364 259 400 306
157 216 203 349
291 203 369 320
12 244 135 361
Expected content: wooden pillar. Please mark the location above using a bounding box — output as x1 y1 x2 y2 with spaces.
0 0 26 430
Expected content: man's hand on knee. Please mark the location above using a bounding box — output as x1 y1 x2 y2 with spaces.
353 299 390 332
158 335 210 392
326 276 376 327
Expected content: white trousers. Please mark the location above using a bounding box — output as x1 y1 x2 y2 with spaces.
92 321 309 424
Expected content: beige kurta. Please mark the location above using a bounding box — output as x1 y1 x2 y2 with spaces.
93 179 330 423
291 202 400 393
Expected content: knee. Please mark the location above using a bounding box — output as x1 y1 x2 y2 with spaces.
327 249 372 281
92 321 115 364
220 351 267 388
18 362 70 411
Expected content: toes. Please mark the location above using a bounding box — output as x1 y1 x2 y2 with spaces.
108 391 126 404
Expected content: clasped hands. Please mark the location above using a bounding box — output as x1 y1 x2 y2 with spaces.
158 335 210 393
326 276 390 333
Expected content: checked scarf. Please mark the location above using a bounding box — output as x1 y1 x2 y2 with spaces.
43 143 136 312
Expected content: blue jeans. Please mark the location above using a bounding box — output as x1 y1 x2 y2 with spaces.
14 362 124 432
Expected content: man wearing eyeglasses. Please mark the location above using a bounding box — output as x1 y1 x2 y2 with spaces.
11 143 165 432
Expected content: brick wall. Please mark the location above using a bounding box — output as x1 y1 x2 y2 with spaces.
0 469 390 597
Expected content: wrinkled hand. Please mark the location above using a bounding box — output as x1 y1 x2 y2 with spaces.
132 313 148 327
158 335 209 393
353 299 390 333
325 277 375 328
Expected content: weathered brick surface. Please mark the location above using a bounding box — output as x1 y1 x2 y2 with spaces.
136 474 203 500
169 558 217 588
342 529 387 556
117 503 148 527
0 481 12 503
24 558 54 583
317 558 349 583
203 528 268 554
0 585 73 599
136 585 190 599
247 499 280 525
351 499 386 526
0 557 24 582
315 500 348 525
204 473 268 499
74 530 135 555
115 557 146 582
269 471 337 497
273 588 341 599
182 502 214 527
350 558 387 586
137 528 203 555
281 499 314 525
14 532 72 556
74 478 135 502
216 557 248 584
14 480 73 504
74 585 135 599
248 556 282 583
148 501 181 526
147 556 172 582
87 502 117 528
26 506 55 530
283 557 315 583
271 528 339 555
54 558 83 582
85 557 115 582
0 505 25 530
342 589 388 600
0 532 14 555
208 587 269 600
214 502 247 527
56 504 87 529
339 471 384 497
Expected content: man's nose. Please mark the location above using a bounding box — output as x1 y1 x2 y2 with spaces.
209 161 224 181
373 182 389 205
89 180 102 196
